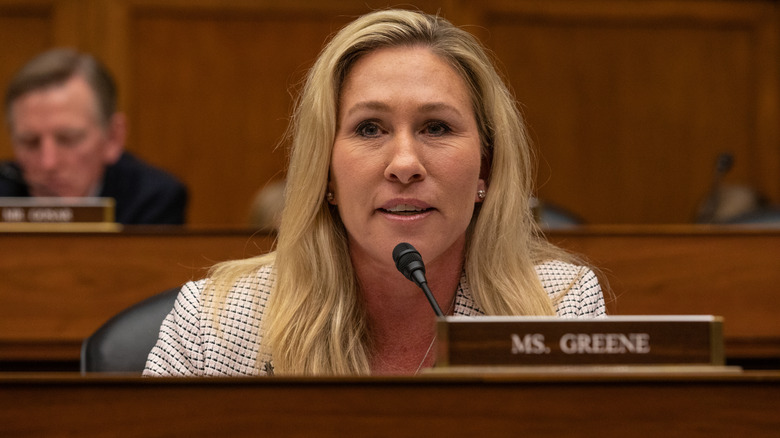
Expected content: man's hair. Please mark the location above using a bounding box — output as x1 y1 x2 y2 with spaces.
4 48 117 126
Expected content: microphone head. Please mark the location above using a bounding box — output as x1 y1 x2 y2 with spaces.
392 242 443 316
392 242 425 281
715 152 734 175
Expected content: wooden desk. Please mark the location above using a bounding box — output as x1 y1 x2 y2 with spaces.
0 371 778 437
0 228 274 365
547 225 780 362
1 226 778 367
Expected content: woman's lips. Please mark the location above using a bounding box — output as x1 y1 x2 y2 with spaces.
380 203 432 215
377 201 435 221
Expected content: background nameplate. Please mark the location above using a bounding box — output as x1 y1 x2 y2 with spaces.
436 315 724 367
0 197 117 231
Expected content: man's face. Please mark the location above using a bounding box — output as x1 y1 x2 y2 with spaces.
9 75 122 197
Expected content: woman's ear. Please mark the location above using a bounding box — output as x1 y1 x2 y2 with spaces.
326 181 337 205
475 178 487 202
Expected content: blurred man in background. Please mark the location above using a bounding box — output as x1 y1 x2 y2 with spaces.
1 48 187 225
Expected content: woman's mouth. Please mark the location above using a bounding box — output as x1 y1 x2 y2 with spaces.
380 204 433 216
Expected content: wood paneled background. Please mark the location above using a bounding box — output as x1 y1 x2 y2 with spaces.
1 0 778 226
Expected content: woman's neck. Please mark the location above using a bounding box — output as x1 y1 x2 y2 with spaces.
350 245 463 374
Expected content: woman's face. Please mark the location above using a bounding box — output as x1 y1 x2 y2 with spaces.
330 46 485 270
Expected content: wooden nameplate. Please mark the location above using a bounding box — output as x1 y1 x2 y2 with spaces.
0 197 119 232
435 315 725 369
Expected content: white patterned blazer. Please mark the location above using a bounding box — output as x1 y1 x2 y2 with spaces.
144 260 606 377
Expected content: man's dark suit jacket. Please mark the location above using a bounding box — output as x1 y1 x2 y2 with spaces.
0 152 188 225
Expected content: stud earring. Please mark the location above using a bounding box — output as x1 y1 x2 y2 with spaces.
477 189 486 200
326 192 335 203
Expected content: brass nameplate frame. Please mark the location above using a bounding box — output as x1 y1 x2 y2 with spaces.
0 197 119 232
436 315 724 367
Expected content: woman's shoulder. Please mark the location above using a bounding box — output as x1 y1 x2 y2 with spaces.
534 259 594 286
178 263 276 309
534 259 605 317
232 263 276 291
223 264 276 310
215 263 275 301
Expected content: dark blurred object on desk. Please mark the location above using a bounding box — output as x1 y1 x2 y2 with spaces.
696 152 779 227
532 197 584 229
248 179 285 232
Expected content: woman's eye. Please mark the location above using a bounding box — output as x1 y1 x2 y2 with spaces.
424 121 451 136
356 121 381 138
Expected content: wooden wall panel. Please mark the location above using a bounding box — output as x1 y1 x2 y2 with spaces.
0 0 778 226
0 1 55 160
129 11 343 225
475 1 780 223
116 1 463 226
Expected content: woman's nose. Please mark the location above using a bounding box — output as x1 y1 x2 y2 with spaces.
384 132 426 184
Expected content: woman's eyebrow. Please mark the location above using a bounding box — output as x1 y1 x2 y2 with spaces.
345 101 390 117
417 102 464 117
345 101 463 117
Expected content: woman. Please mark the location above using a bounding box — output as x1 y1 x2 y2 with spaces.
144 9 605 377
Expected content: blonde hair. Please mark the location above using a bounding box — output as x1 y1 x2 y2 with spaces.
207 9 582 375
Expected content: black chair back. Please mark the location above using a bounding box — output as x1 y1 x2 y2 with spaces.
80 287 180 374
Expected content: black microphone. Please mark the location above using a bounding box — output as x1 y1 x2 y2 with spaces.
696 152 735 223
392 242 444 317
